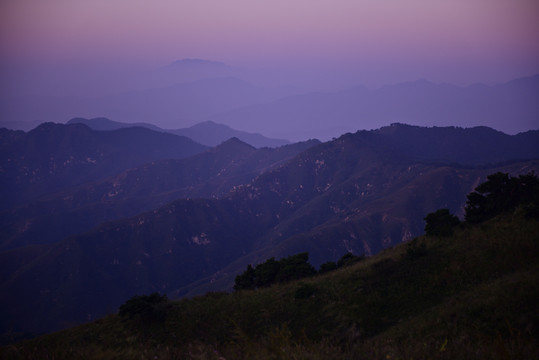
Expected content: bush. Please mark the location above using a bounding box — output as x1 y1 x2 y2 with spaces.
234 251 365 291
337 252 363 267
318 261 338 274
119 292 169 322
276 252 317 283
234 252 316 290
424 208 460 237
465 172 539 223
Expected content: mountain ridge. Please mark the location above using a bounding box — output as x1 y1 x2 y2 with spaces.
209 74 539 140
0 122 208 209
67 117 290 148
3 73 537 141
0 137 318 251
1 124 538 337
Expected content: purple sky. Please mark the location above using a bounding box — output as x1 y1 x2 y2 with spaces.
1 0 538 88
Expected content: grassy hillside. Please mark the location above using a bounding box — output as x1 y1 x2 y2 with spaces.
2 209 538 359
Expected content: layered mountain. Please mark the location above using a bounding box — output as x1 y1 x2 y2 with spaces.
67 117 290 148
167 121 289 148
1 124 538 338
1 75 297 130
209 74 539 141
0 137 319 250
0 122 208 209
3 63 537 142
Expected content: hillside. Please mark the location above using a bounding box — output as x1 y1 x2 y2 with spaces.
0 122 208 209
1 125 538 339
2 209 537 359
0 138 318 250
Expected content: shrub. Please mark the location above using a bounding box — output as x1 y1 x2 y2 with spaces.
119 292 169 322
337 252 363 267
465 172 539 223
424 208 460 237
234 252 316 290
233 264 255 290
318 261 338 274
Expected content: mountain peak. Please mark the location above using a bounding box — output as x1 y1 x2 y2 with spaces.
213 137 256 153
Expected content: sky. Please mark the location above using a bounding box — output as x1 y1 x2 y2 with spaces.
1 0 538 89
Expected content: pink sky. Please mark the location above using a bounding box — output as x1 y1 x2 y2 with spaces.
1 0 539 86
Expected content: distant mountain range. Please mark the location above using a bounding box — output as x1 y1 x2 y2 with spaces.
1 123 538 338
1 58 537 141
209 75 539 140
0 75 296 132
67 117 290 148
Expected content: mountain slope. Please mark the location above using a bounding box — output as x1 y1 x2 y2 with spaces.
0 123 208 209
1 125 538 338
0 138 319 250
3 211 537 358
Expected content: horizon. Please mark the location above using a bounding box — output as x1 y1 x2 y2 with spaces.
1 1 538 139
2 1 538 86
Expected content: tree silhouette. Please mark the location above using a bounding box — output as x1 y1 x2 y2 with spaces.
465 172 538 223
424 208 460 237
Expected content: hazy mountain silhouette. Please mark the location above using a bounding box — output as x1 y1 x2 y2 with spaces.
67 117 289 148
67 117 164 132
148 59 235 87
1 124 538 337
209 75 539 141
0 74 298 130
3 60 536 141
168 121 289 147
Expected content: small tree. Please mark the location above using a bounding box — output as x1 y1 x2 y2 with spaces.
318 261 338 274
234 252 317 290
464 172 539 223
424 208 460 237
254 257 281 288
276 252 316 283
233 264 255 290
337 252 363 267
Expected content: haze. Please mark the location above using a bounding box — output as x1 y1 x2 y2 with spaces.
1 0 538 139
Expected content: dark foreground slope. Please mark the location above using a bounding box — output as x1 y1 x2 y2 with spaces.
3 211 538 359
